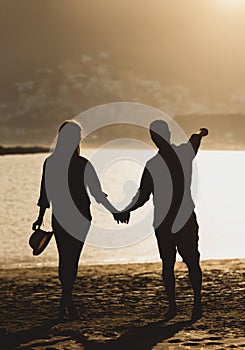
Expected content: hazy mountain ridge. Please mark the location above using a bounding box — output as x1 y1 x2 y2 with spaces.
175 114 245 150
1 113 245 150
1 53 244 149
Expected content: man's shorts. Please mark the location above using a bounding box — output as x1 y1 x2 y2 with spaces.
155 212 200 264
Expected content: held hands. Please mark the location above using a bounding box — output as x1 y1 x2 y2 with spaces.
113 210 130 224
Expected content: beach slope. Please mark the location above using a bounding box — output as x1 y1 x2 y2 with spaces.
0 259 244 349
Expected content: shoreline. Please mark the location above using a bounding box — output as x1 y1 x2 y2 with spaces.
0 257 244 271
1 144 245 155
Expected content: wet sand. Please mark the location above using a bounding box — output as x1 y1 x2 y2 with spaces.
0 259 244 349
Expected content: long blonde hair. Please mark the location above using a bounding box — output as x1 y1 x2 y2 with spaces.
54 120 83 156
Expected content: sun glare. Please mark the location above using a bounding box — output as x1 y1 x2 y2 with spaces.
214 0 245 12
221 0 243 6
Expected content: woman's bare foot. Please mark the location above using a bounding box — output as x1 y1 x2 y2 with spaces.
164 305 177 321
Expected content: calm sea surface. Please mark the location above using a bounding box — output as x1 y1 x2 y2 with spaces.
1 150 245 268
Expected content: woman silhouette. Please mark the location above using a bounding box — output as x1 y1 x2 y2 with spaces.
32 120 121 320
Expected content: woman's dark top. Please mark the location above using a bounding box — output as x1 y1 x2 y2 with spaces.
37 154 107 222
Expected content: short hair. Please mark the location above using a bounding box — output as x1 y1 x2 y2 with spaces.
149 120 170 140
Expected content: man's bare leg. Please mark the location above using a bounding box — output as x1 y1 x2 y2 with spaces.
162 259 177 320
186 261 202 321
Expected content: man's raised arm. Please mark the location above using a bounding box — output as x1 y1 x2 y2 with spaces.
189 128 209 154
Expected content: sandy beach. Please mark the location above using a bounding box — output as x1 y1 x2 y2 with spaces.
0 259 244 349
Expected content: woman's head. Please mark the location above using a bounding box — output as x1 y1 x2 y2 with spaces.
54 120 83 156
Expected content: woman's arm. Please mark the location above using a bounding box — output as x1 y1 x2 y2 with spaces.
32 206 46 230
32 159 50 230
85 161 118 214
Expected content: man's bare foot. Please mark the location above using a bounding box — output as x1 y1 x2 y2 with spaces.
164 306 177 321
191 304 202 322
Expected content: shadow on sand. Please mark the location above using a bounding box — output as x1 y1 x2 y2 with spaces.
1 318 193 350
0 319 58 350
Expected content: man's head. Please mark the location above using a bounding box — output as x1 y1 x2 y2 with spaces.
149 120 171 149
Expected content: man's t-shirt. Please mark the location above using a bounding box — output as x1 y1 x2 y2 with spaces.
126 134 201 232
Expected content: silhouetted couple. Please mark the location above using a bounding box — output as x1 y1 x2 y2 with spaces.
32 119 208 321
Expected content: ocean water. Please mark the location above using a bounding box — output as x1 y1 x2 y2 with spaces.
1 149 245 269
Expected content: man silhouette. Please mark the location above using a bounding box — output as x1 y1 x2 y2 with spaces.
118 120 208 321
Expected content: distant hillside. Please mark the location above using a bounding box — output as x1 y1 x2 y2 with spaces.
82 114 245 150
1 49 245 149
1 114 245 150
0 145 49 155
175 114 245 150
